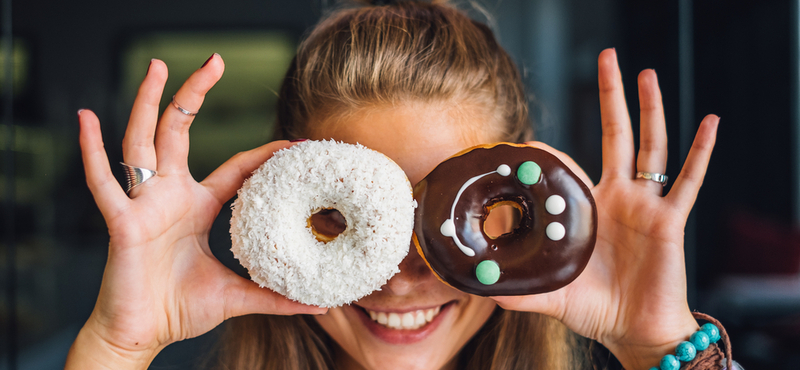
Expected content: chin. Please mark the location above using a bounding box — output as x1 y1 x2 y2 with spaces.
314 294 497 370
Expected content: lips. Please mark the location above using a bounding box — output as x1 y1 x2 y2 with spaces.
350 302 454 344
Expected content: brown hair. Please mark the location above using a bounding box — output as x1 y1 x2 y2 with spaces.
214 1 587 369
274 0 533 142
213 315 334 369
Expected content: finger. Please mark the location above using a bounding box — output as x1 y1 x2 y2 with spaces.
598 48 635 181
201 140 294 204
222 273 328 318
666 115 720 212
635 69 668 192
155 53 224 174
490 292 562 320
525 141 594 187
122 59 167 171
78 109 129 218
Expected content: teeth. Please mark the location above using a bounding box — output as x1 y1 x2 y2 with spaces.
365 306 443 330
401 312 415 328
388 313 401 329
426 306 440 322
414 311 426 327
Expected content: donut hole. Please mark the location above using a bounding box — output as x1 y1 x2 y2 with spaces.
308 208 348 242
483 201 523 239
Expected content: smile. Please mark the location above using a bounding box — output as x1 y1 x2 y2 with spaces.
349 301 456 344
365 306 442 330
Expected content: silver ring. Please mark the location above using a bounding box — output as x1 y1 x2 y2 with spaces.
171 95 198 116
121 162 157 194
636 171 668 186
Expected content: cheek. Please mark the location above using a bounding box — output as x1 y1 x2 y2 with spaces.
461 297 498 335
442 296 497 355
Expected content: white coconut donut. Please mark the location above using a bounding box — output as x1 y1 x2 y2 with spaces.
230 140 416 307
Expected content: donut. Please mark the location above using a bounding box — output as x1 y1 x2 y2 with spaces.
230 140 416 307
412 143 596 296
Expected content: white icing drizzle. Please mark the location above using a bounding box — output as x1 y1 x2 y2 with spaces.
442 165 510 257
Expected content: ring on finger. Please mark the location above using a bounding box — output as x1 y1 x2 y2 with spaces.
121 162 157 194
171 95 199 116
635 171 668 187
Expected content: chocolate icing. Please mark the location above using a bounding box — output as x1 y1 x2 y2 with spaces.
413 143 597 296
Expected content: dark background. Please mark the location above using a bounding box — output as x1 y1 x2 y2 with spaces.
2 0 800 368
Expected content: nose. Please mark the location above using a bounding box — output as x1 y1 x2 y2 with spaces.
383 241 437 296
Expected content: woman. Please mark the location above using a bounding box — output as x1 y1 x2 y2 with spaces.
67 1 723 369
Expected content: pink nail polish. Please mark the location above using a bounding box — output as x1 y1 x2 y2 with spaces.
290 138 308 142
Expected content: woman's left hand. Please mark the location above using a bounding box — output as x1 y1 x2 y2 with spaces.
491 48 719 370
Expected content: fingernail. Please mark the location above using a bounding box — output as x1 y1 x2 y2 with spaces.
290 138 308 142
146 59 153 76
77 109 85 117
202 53 218 68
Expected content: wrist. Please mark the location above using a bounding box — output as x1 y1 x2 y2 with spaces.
66 319 162 370
607 337 693 370
602 313 700 370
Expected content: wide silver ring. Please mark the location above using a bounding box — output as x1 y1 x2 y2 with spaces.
636 171 668 186
171 95 198 116
121 162 157 194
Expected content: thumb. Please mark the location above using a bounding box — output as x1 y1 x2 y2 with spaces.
222 274 328 319
490 292 563 319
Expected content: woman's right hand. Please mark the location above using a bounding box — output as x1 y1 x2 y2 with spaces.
66 55 326 369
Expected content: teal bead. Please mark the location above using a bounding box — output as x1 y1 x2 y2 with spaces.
690 330 711 351
701 323 721 343
476 260 501 285
675 341 697 362
517 161 542 185
649 368 660 370
659 354 680 370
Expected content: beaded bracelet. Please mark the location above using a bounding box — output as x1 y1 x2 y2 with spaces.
649 323 721 370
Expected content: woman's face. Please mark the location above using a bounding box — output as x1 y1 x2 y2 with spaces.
309 102 500 370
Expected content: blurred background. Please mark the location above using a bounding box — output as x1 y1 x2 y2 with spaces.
1 0 799 368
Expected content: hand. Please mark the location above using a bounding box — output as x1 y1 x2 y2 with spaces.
67 55 326 369
491 48 719 369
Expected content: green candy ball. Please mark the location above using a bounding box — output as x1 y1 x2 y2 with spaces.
517 161 542 185
476 260 501 285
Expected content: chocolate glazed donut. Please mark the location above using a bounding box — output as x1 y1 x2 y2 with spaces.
412 143 597 296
